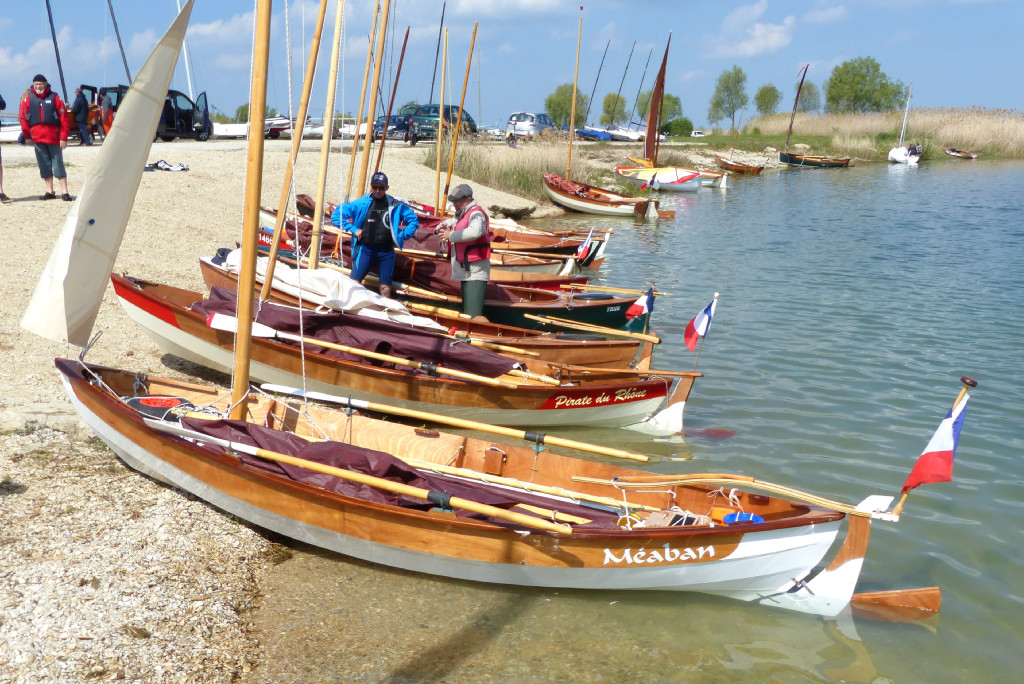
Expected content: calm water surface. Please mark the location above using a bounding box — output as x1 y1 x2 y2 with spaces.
253 160 1024 682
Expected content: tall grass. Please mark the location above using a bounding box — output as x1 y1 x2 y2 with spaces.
424 134 639 202
750 107 1024 157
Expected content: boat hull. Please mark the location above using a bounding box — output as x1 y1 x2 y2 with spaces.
887 147 920 165
57 359 848 602
112 275 685 431
778 151 851 168
542 173 657 217
615 166 703 193
714 156 764 175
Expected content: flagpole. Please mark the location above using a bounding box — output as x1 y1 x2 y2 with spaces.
892 376 977 516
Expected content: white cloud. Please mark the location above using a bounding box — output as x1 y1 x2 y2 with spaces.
804 2 848 24
711 1 795 59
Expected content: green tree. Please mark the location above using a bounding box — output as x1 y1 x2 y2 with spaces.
234 103 278 122
797 81 822 112
754 83 781 116
707 65 748 130
599 93 627 126
824 57 903 113
635 90 682 125
544 84 589 128
663 117 693 137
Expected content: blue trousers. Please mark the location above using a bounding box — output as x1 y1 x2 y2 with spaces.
350 244 396 287
77 120 92 145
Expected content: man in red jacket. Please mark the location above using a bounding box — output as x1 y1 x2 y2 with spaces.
19 74 72 201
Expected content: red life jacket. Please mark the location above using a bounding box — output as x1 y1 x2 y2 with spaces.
450 204 492 265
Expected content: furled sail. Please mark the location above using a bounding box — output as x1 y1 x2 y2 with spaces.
21 0 195 346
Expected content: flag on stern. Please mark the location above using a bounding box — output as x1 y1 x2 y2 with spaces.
575 228 594 261
684 296 717 351
901 395 970 494
625 288 654 320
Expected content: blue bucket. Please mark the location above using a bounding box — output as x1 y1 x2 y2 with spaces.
723 512 765 525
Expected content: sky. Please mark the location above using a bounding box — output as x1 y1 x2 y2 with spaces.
1 0 1020 129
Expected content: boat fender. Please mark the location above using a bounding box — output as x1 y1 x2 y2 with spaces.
427 490 453 511
522 430 547 445
572 293 615 301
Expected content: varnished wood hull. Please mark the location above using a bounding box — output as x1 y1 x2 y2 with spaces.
542 173 658 217
112 274 688 432
57 358 871 613
714 156 764 175
778 151 851 168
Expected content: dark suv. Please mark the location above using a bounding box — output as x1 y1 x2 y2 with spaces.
157 90 212 141
372 114 411 142
407 104 477 145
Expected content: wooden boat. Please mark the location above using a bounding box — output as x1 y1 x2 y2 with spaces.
780 65 851 169
24 0 952 621
542 172 658 217
197 259 649 373
715 155 764 175
55 357 924 615
112 274 692 434
888 84 920 165
944 147 977 160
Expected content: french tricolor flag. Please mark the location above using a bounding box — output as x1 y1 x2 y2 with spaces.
575 228 594 261
901 395 970 494
625 288 654 320
684 294 718 351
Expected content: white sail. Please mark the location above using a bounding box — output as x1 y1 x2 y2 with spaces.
21 0 195 346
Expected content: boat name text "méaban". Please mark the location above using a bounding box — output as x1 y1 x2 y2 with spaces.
604 544 716 566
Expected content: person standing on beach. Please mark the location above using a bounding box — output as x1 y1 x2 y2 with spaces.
330 171 419 299
99 88 113 136
19 75 72 201
435 184 492 318
0 90 9 203
70 87 93 146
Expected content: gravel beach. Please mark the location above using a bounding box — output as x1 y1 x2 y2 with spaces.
0 136 758 681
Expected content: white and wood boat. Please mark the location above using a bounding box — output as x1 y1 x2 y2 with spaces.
714 155 764 175
22 0 954 621
543 172 658 217
944 147 977 160
888 83 920 165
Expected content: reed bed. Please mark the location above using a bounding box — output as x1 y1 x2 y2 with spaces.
750 107 1024 158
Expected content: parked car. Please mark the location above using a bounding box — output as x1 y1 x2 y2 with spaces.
406 104 477 145
372 114 411 142
156 90 212 141
505 111 556 138
690 129 706 138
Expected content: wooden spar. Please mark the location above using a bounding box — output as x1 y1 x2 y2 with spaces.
356 0 392 196
344 0 380 202
229 0 273 420
374 27 410 172
147 419 571 534
259 0 328 299
565 13 582 180
261 385 651 462
210 314 522 389
524 313 661 343
306 0 347 271
433 30 447 214
785 64 809 151
442 23 479 203
559 283 671 297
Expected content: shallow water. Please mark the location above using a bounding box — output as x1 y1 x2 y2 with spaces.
252 160 1024 682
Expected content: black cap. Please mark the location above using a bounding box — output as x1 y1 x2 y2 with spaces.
370 171 388 186
33 74 48 84
447 184 473 201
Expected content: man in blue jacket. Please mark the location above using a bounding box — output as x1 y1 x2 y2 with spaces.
331 171 419 299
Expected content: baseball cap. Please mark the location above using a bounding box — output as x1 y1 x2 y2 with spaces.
370 171 388 187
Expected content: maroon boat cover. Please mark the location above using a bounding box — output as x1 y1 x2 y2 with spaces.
191 286 520 378
178 417 619 528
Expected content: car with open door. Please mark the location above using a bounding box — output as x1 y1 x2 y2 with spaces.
156 90 212 141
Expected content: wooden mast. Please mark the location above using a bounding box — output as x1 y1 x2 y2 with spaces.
344 0 380 202
565 12 582 180
259 0 328 300
375 27 410 172
433 30 446 213
785 64 809 151
229 0 273 419
306 0 348 270
442 23 479 204
356 0 393 196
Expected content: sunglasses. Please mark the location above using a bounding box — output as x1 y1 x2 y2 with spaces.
370 185 386 190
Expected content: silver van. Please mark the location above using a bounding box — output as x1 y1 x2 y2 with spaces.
506 112 556 138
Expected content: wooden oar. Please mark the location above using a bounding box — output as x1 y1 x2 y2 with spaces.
260 384 651 462
403 301 469 319
570 473 873 517
560 283 671 297
548 362 700 378
144 418 570 534
207 313 520 389
524 313 661 343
